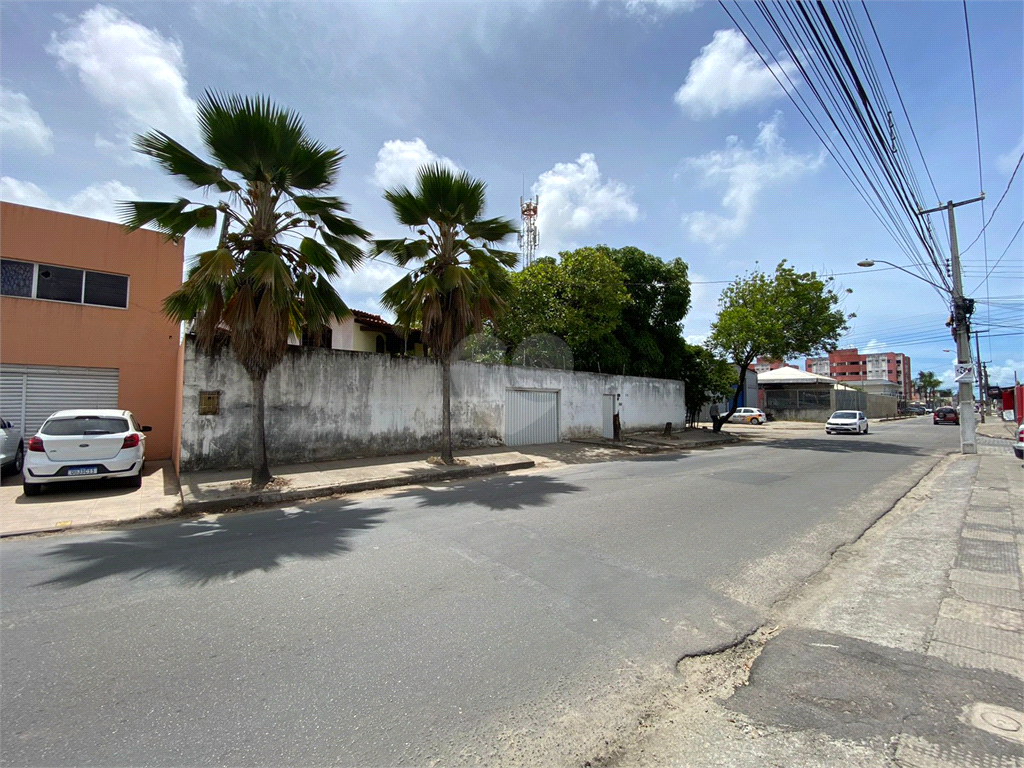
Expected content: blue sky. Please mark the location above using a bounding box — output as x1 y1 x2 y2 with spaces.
2 0 1021 388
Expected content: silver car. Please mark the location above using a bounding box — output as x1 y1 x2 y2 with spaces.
1 417 25 475
825 410 869 435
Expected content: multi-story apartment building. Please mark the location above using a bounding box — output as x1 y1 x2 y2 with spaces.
804 348 912 401
749 357 797 374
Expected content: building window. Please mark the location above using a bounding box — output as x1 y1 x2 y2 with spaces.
0 259 33 297
300 326 333 348
0 258 129 309
37 264 84 303
84 271 130 308
375 335 387 353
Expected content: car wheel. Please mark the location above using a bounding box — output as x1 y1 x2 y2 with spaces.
751 417 762 425
13 443 24 474
1015 448 1023 460
863 424 869 434
23 481 41 497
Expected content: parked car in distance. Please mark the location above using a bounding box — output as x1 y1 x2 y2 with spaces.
933 406 959 426
825 410 869 435
729 407 768 425
22 409 151 496
1014 423 1023 461
1 418 25 476
903 405 926 416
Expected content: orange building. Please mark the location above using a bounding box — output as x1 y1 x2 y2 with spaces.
1 203 184 462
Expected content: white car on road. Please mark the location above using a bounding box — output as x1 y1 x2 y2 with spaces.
825 410 869 435
729 407 768 425
22 409 151 496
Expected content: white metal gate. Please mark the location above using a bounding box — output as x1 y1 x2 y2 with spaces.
505 389 559 446
0 364 120 436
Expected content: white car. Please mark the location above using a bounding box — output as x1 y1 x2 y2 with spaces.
22 409 151 496
1 417 25 475
729 407 768 425
825 410 869 435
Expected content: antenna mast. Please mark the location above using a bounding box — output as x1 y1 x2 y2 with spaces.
518 194 539 269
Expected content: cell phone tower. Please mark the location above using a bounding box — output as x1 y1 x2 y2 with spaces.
518 195 539 269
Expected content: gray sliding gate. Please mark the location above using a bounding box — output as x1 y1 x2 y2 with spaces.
505 389 559 446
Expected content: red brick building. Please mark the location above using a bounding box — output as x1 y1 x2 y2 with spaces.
805 348 912 401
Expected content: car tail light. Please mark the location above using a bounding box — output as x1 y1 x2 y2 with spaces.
28 436 45 452
121 433 141 450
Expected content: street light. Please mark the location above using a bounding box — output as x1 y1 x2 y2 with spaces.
855 259 949 292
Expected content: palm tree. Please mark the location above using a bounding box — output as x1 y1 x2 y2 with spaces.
120 92 369 486
916 371 942 406
374 164 518 465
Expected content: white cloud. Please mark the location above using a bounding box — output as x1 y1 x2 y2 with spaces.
681 113 824 246
1 88 55 155
335 259 407 296
984 359 1024 388
1 177 138 223
532 153 639 256
48 5 199 150
861 338 887 354
371 138 461 190
620 0 701 17
996 135 1024 175
674 29 797 119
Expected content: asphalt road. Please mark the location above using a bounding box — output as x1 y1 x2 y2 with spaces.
0 418 960 766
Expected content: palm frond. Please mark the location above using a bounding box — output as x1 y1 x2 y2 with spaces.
463 217 518 243
132 131 238 192
299 237 340 276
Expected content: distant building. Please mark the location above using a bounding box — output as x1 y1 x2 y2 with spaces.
804 348 912 401
749 357 797 374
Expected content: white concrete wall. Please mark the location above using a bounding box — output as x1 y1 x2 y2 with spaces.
180 339 685 471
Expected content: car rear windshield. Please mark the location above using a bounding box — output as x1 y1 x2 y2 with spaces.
833 411 858 419
41 417 129 436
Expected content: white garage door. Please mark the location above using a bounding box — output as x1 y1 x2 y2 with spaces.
505 389 559 447
0 364 120 436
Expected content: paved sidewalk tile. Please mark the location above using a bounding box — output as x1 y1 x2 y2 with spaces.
951 582 1024 611
932 616 1024 660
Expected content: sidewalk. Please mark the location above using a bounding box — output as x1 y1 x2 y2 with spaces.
612 443 1024 767
0 427 738 537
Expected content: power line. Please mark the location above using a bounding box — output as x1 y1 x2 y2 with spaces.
962 0 993 361
970 220 1024 294
959 151 1023 256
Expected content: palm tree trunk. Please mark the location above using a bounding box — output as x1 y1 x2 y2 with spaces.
440 357 454 465
251 372 272 486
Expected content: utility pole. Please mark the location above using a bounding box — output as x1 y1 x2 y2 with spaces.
918 195 984 454
974 330 986 423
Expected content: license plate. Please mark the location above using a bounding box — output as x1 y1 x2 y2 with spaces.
67 467 98 476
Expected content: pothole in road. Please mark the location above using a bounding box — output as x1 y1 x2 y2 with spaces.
963 702 1024 744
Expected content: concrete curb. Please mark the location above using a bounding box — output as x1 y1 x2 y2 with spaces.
180 457 536 515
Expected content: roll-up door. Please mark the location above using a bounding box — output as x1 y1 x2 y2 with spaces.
0 364 119 436
505 389 559 447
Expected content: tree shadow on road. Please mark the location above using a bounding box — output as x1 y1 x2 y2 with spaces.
391 473 584 512
37 499 388 589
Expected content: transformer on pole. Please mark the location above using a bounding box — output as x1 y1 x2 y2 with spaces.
518 195 539 269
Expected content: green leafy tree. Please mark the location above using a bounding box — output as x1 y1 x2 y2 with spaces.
678 345 738 427
375 163 518 465
596 246 692 378
707 261 850 433
500 249 629 366
120 92 368 486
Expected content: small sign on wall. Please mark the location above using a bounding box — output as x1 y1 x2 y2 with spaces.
199 390 221 415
